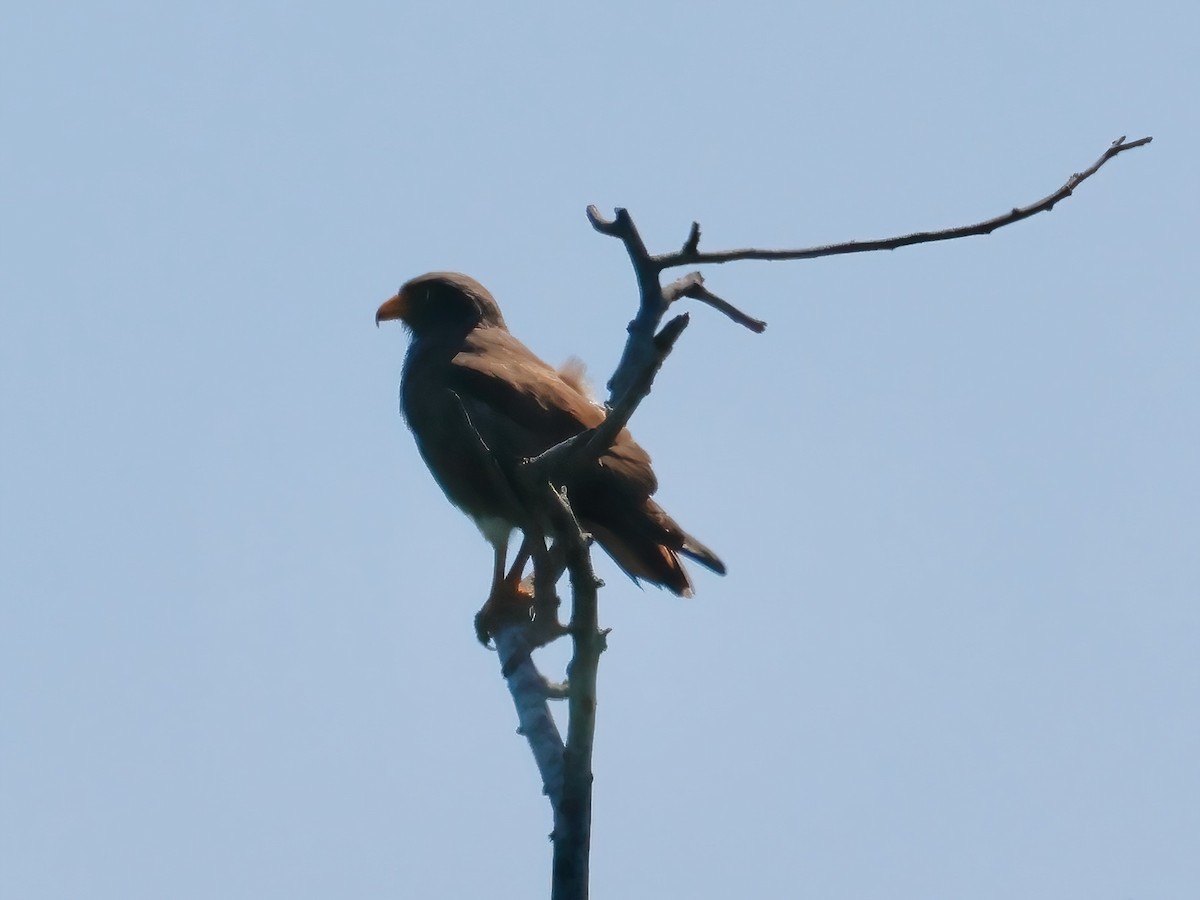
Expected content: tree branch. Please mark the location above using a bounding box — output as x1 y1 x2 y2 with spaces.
517 310 693 900
526 313 691 480
492 623 567 807
664 272 767 333
586 207 691 404
446 395 570 808
546 489 602 900
597 135 1152 271
588 134 1149 409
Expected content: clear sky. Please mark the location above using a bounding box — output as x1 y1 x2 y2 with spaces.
2 2 1195 898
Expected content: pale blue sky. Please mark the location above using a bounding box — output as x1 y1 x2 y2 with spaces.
2 2 1196 898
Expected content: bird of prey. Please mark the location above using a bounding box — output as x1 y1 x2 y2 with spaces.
377 272 724 640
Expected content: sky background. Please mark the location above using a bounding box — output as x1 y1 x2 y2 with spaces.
2 2 1196 898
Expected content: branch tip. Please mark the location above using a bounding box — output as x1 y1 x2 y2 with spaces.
585 205 622 236
627 134 1152 270
655 313 690 349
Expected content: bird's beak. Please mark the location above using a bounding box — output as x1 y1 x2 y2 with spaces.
375 290 410 328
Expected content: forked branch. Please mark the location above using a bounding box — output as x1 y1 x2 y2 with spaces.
486 308 695 900
590 134 1151 402
524 311 692 900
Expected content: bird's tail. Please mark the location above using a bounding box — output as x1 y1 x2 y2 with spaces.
678 533 726 576
581 499 725 598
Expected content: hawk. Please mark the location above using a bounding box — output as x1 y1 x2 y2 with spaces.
377 272 723 639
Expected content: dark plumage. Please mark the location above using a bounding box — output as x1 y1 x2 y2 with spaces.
377 272 723 622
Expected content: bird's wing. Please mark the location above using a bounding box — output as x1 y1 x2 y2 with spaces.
447 328 657 497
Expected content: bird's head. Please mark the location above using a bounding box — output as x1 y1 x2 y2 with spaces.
376 272 506 337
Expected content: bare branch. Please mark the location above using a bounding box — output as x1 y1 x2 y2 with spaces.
585 314 689 455
588 134 1149 407
527 313 691 484
483 311 692 823
547 489 602 900
649 135 1153 268
586 207 677 404
584 206 661 303
519 309 694 900
665 272 767 333
492 623 566 806
661 272 702 303
681 221 701 257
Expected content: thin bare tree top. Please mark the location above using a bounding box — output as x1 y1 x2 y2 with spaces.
589 134 1151 403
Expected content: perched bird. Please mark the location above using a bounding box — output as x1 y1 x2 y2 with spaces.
377 272 724 639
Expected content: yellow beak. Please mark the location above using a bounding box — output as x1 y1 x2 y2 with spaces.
375 291 410 327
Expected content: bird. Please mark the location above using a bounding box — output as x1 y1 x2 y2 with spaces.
376 272 724 641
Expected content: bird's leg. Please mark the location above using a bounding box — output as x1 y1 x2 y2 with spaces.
527 536 569 648
502 538 534 589
474 533 568 649
474 535 535 646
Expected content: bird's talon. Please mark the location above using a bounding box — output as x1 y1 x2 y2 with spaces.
473 610 495 647
474 579 535 645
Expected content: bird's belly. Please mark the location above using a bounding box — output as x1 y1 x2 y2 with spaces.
471 513 514 548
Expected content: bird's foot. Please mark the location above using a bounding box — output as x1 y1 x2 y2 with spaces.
474 579 535 646
474 578 570 650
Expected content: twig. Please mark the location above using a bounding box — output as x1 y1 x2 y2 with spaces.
598 135 1153 270
664 272 767 333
